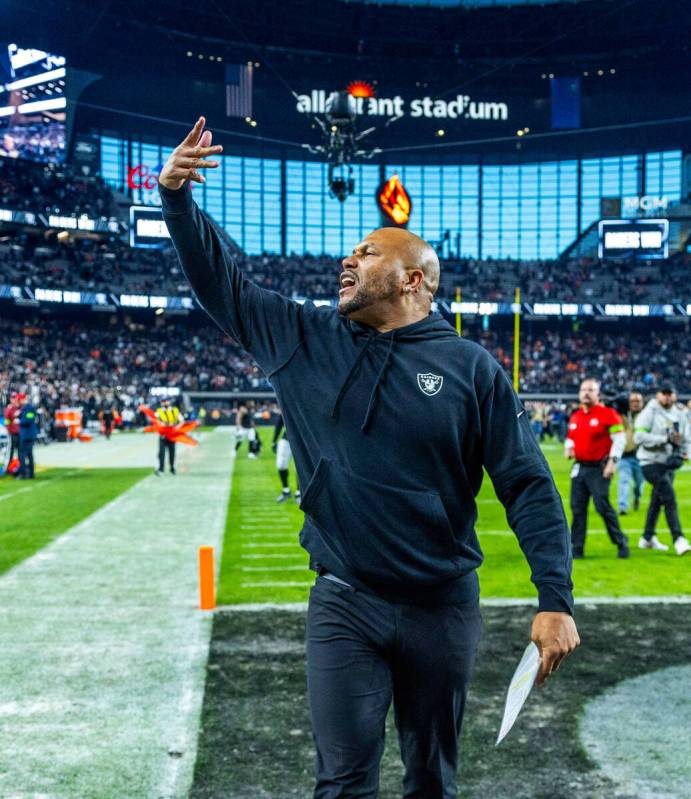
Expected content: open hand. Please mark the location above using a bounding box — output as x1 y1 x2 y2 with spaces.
158 116 223 190
531 612 580 687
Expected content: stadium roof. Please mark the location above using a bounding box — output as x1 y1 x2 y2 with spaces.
341 0 587 6
4 0 690 88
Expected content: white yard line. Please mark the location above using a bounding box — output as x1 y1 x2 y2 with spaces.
242 566 311 572
477 528 678 535
240 553 307 559
241 581 313 588
241 542 300 548
0 469 79 502
0 430 235 799
215 595 691 612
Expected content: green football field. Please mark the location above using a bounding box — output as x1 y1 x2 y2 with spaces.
0 430 688 799
218 434 691 605
0 466 149 576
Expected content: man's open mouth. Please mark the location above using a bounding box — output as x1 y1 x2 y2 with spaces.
339 273 357 296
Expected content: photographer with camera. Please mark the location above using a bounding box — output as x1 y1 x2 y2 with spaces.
634 384 691 555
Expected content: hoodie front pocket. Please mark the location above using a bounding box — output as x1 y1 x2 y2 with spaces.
300 457 460 588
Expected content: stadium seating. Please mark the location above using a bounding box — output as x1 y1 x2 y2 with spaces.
0 157 115 218
0 316 270 417
3 228 690 304
3 314 689 419
3 161 690 419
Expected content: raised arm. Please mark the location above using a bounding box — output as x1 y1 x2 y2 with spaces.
158 117 309 377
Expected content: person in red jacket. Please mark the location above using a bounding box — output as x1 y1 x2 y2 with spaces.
566 378 629 559
3 392 21 468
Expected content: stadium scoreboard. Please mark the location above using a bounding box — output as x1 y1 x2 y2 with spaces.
598 219 668 259
129 206 170 248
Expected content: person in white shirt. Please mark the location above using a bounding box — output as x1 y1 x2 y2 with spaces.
634 384 691 556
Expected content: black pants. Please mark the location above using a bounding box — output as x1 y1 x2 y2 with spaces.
570 463 626 552
9 433 19 463
158 438 176 472
307 576 482 799
18 439 34 478
642 463 682 541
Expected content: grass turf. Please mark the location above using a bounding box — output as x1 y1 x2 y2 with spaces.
0 467 149 575
190 603 691 798
218 435 691 604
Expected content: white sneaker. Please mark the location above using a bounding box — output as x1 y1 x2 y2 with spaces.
638 536 669 551
674 537 691 556
277 490 290 503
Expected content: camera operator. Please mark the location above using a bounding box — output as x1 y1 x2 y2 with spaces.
634 384 691 555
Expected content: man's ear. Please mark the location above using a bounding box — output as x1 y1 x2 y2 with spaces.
405 269 425 293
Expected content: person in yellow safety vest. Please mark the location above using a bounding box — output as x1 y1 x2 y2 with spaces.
154 397 184 476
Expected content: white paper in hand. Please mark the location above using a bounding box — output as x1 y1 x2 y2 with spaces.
496 641 540 745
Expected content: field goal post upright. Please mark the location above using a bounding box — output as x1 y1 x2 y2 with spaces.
455 286 462 336
513 287 521 392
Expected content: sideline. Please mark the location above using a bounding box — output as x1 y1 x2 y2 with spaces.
214 594 691 612
0 430 235 799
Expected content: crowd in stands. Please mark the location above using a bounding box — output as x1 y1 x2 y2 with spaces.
3 315 689 431
2 227 690 306
3 231 691 307
3 155 691 426
0 234 187 296
0 316 270 419
476 327 691 394
0 156 115 218
2 152 690 304
1 122 66 163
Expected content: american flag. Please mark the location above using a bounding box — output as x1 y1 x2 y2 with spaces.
225 63 253 118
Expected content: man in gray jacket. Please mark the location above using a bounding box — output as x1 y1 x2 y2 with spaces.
634 384 691 555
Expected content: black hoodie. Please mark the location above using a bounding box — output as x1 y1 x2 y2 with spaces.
161 183 574 613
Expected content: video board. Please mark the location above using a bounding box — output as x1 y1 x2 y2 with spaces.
0 43 67 162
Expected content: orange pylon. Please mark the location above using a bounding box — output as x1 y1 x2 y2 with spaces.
199 546 215 610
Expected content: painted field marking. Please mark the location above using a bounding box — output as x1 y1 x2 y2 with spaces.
241 542 299 548
240 553 307 560
215 595 691 612
0 430 234 799
242 566 312 572
0 470 79 502
477 528 678 536
241 581 313 588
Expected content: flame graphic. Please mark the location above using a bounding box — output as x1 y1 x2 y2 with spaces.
378 175 412 226
347 80 375 99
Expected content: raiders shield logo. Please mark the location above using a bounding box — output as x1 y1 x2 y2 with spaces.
417 373 443 396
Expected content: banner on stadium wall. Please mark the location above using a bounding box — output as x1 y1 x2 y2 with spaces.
70 133 100 176
295 88 509 122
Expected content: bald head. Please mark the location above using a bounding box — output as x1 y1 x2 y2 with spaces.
366 227 440 302
339 228 441 330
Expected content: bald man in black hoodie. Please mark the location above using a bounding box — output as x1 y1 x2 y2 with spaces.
159 117 579 799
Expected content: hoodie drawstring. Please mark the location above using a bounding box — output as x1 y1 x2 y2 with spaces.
330 333 375 420
360 331 396 432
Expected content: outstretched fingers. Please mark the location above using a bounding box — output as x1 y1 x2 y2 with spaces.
182 116 206 147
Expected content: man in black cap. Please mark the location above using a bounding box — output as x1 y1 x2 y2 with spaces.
634 384 691 555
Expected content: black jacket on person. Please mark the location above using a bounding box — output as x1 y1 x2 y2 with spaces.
161 183 574 613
